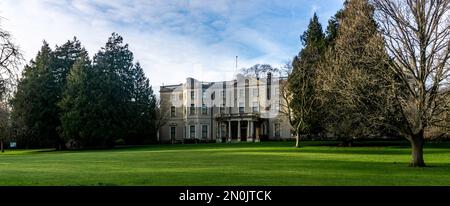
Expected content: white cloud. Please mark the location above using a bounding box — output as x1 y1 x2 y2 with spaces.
0 0 343 92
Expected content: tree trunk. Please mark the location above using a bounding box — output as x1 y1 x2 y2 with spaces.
295 125 301 148
409 130 425 167
339 138 354 147
55 139 64 151
156 130 160 143
1 140 4 153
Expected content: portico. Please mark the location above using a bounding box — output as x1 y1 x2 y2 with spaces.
216 113 262 142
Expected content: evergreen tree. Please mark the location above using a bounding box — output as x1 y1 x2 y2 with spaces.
84 33 134 146
14 34 157 148
11 38 89 149
288 13 326 147
59 57 92 147
53 38 90 147
316 0 395 146
53 37 89 92
11 42 59 148
61 33 156 147
325 9 343 47
128 62 156 144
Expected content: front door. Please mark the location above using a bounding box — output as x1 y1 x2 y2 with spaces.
241 126 247 141
231 122 238 139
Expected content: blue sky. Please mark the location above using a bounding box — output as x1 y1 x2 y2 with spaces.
0 0 344 89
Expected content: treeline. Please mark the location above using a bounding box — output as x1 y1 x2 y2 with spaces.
10 33 157 149
286 0 449 167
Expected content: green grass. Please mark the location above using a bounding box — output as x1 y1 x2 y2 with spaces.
0 141 449 186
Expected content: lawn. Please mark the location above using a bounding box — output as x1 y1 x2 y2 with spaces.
0 141 449 186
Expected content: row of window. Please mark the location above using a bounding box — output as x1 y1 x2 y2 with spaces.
170 125 209 140
171 105 258 117
170 105 208 117
177 87 280 101
170 123 281 139
171 102 280 117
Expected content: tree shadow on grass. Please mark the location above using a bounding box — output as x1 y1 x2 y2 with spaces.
297 148 448 155
6 141 450 157
122 158 450 186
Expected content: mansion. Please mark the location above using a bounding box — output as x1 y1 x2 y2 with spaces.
159 73 292 143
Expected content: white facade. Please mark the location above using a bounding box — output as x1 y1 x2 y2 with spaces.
159 74 291 143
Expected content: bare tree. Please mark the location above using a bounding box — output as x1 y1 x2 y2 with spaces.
278 60 294 77
154 98 169 143
278 63 302 147
280 83 298 146
373 0 450 167
0 100 10 152
240 64 280 79
0 19 22 152
286 56 320 148
0 19 23 99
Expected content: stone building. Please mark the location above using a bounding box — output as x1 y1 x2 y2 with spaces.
159 73 292 143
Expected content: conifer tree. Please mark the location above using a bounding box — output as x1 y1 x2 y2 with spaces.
61 33 156 147
11 42 59 148
288 13 326 147
59 57 92 147
11 38 89 149
316 0 394 146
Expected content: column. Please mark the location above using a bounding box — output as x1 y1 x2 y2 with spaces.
228 121 231 142
247 120 252 142
218 122 222 143
252 121 255 142
237 120 241 142
251 121 254 138
256 123 261 142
